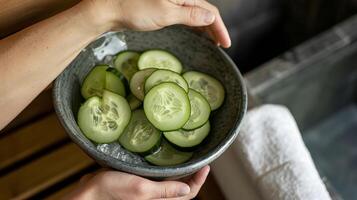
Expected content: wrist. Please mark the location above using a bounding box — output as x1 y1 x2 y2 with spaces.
79 0 124 34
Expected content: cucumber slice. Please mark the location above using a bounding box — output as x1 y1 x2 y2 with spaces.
138 50 182 74
81 65 126 99
114 51 140 81
81 65 108 99
77 90 131 143
145 139 192 166
119 110 161 154
127 93 142 110
106 67 122 78
183 89 211 130
164 121 210 148
129 68 156 101
144 83 190 131
183 71 225 110
144 69 188 93
105 71 126 97
106 67 129 91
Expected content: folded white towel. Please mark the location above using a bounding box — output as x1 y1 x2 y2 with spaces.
233 105 331 200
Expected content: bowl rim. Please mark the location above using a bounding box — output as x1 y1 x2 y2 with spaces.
53 33 247 178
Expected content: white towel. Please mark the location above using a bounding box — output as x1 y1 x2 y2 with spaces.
233 104 331 200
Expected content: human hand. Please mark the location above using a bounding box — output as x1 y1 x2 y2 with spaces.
83 0 231 48
65 166 210 200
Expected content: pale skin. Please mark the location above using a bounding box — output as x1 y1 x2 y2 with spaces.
0 0 230 199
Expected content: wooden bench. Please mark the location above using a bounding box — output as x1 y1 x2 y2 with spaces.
0 89 225 200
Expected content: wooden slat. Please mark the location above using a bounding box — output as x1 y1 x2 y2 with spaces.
0 114 67 171
45 182 78 200
0 0 80 38
1 89 53 134
0 143 95 200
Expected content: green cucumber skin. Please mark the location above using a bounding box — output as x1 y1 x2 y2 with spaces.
163 121 210 148
105 71 126 97
137 136 162 156
129 68 157 101
114 51 140 81
127 94 142 110
164 139 200 152
144 82 191 131
182 118 209 131
182 89 211 130
138 49 183 74
78 90 131 144
144 69 188 94
183 71 225 111
106 67 122 77
119 110 161 153
144 139 192 166
81 65 108 99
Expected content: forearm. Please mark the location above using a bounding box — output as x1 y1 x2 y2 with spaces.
0 1 111 130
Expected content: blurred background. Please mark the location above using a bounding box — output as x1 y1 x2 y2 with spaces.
0 0 356 199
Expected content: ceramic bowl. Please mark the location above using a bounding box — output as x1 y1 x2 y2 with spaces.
53 26 247 178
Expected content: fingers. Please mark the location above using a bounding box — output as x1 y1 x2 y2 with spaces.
194 0 231 48
147 180 191 199
171 0 231 48
186 165 210 198
171 6 216 27
155 166 210 200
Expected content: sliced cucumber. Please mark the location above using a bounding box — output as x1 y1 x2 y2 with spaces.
77 90 131 143
144 83 190 131
183 71 225 110
81 65 108 99
114 51 140 81
106 67 122 78
164 121 210 148
145 139 192 166
106 67 129 90
130 69 156 101
119 110 161 154
81 65 126 99
138 50 182 74
183 89 211 130
105 71 126 97
144 69 188 93
127 93 142 110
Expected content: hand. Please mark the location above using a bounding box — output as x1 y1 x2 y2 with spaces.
65 166 210 200
83 0 231 48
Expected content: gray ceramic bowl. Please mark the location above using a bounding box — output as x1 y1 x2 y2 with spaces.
53 26 247 178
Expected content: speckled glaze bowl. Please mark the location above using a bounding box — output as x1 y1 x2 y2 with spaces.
53 26 247 178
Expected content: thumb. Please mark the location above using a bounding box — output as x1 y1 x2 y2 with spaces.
173 6 215 27
149 180 190 198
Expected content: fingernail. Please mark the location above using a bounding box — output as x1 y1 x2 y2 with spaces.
178 185 190 196
203 11 215 24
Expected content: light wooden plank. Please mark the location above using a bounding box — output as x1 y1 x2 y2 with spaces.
0 0 80 38
0 143 95 200
0 113 68 171
45 182 78 200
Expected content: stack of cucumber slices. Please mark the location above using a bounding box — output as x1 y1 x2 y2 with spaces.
77 50 225 166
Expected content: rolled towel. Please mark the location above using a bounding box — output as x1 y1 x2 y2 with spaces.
234 104 331 200
211 144 262 200
258 161 330 200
